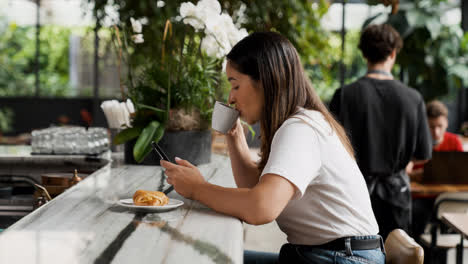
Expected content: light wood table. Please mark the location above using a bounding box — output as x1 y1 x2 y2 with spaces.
0 154 243 264
441 213 468 264
411 182 468 199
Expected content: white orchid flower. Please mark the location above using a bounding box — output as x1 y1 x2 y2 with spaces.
228 27 248 47
217 13 240 46
222 59 227 72
157 1 165 8
132 34 144 44
139 17 149 25
233 3 247 27
179 2 196 17
178 0 247 58
180 2 204 31
201 34 220 58
126 99 135 114
237 28 248 41
203 15 233 56
197 0 221 16
130 17 142 33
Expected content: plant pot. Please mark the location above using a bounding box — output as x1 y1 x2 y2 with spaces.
124 130 212 166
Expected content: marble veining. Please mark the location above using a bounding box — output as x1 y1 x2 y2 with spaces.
0 154 243 264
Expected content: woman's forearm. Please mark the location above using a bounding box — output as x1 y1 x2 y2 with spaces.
192 174 295 225
226 135 260 188
192 182 272 225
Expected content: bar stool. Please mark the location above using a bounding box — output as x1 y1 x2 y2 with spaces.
385 229 424 264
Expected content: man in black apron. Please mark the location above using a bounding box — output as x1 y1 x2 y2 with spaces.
329 24 432 240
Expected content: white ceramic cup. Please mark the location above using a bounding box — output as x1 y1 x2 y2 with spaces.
212 101 239 134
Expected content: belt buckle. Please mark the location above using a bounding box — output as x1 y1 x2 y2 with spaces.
345 237 353 256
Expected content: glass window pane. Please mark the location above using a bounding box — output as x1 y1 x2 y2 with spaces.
0 0 121 98
0 0 37 96
38 0 94 98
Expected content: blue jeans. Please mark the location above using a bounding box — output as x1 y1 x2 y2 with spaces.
244 236 385 264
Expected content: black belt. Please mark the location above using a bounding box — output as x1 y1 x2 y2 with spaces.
302 237 381 251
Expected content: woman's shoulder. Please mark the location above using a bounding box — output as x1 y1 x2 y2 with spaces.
286 108 323 122
278 108 332 137
290 108 329 129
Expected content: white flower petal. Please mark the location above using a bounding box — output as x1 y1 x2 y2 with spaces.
197 0 221 16
177 0 246 57
222 59 227 71
157 1 165 8
180 2 204 30
201 35 220 58
126 99 135 114
180 2 196 18
132 34 144 43
139 17 148 25
130 17 142 33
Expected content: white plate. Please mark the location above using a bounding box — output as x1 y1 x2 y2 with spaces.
117 198 184 212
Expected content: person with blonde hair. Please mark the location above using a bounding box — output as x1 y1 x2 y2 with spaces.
161 32 384 264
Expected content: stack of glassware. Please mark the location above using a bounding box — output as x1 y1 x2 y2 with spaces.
31 127 109 155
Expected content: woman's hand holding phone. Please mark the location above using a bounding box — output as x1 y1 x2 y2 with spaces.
160 157 206 200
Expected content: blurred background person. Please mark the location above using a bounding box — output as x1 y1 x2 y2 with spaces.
427 100 463 152
408 100 464 241
329 24 432 240
408 100 463 179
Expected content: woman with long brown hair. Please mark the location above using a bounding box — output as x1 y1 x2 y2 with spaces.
161 32 384 264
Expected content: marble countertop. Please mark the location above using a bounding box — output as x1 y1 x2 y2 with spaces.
0 146 111 185
0 154 243 264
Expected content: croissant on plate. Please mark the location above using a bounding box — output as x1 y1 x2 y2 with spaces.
133 190 169 206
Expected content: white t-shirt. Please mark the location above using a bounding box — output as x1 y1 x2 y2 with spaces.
261 108 379 245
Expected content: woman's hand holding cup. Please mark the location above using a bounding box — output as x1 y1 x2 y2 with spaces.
211 101 239 134
227 119 244 138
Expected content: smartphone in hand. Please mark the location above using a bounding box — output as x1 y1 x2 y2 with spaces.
151 141 172 162
151 141 174 195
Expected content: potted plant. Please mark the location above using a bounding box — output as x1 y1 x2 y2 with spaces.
112 0 247 165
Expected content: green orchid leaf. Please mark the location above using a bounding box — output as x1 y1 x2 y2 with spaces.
133 121 161 163
461 33 468 52
241 120 256 142
153 124 165 143
113 126 143 145
137 103 166 113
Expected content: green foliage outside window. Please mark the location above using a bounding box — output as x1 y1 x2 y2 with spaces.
38 26 73 96
2 1 466 102
0 16 78 97
0 19 35 96
0 108 13 134
314 29 368 100
89 0 341 100
0 1 367 102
